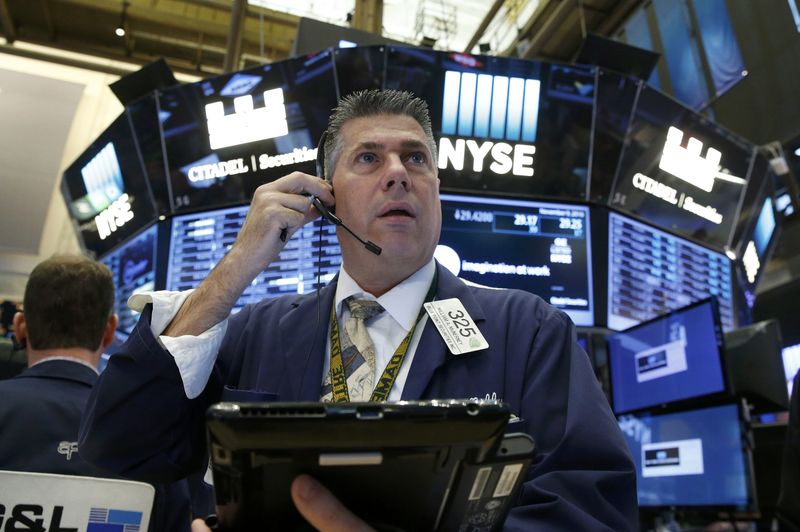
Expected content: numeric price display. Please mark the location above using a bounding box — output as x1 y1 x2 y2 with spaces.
438 194 594 326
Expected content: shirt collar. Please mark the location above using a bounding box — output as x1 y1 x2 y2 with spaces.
30 356 100 375
335 259 436 331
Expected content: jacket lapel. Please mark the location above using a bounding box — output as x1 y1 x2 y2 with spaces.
278 280 338 401
401 263 486 400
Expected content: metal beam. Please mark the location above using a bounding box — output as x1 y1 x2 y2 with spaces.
0 39 218 77
0 0 16 43
353 0 383 34
223 0 246 73
595 0 642 35
39 0 56 40
464 0 505 53
522 0 576 59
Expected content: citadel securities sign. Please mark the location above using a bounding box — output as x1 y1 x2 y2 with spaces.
181 85 317 187
611 119 753 247
626 126 746 227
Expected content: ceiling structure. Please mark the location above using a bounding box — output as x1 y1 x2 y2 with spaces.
0 0 647 297
0 0 645 78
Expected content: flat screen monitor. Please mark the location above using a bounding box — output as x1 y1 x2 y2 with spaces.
618 403 754 510
737 195 779 308
291 18 406 56
609 85 753 250
159 50 338 213
607 211 735 332
608 298 726 415
167 206 341 312
385 47 595 200
435 193 593 326
126 92 171 216
784 343 800 399
724 320 789 413
334 46 385 98
61 113 158 256
99 224 158 333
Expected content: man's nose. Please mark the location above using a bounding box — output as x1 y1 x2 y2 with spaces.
382 154 410 191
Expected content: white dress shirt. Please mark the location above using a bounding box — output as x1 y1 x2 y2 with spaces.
129 260 436 402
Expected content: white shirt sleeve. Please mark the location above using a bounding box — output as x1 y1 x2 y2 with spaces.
128 290 228 399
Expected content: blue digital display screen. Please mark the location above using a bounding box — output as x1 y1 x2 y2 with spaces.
385 47 595 200
607 212 735 332
100 224 158 333
618 404 751 508
608 299 725 414
166 205 341 312
753 197 776 256
436 194 594 326
784 343 800 400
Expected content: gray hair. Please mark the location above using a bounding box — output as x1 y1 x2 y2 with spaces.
323 89 438 180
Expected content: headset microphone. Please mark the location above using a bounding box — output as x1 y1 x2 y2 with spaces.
279 131 381 256
309 196 382 255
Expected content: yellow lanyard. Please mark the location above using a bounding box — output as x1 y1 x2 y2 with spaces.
328 271 438 402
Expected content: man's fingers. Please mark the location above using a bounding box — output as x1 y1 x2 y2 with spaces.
291 474 374 532
190 518 211 532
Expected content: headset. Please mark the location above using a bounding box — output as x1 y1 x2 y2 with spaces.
279 131 381 255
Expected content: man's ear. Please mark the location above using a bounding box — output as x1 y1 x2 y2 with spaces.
12 312 26 343
100 313 119 350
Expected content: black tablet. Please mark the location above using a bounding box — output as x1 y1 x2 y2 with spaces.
206 400 534 531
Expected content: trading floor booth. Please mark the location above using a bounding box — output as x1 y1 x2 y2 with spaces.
61 45 791 528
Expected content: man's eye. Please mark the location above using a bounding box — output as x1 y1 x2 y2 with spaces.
409 152 427 164
357 153 377 163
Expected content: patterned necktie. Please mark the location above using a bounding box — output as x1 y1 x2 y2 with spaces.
321 297 385 402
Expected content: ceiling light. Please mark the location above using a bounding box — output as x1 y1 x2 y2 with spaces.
116 1 129 38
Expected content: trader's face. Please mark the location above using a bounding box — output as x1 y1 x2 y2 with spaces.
331 114 441 272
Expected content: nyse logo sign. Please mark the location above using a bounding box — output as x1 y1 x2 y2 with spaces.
438 138 535 177
81 142 125 212
442 71 540 142
439 71 541 177
205 87 289 150
95 193 134 240
658 126 722 192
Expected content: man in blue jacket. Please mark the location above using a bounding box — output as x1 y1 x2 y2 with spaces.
0 254 194 531
81 89 637 530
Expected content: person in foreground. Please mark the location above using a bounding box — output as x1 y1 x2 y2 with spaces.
0 255 193 531
80 90 638 530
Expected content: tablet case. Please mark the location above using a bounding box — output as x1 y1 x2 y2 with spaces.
206 399 534 531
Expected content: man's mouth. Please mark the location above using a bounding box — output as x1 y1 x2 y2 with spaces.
379 209 414 218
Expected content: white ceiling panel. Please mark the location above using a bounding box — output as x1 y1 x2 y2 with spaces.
0 68 84 254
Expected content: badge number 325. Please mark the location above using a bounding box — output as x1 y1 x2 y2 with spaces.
424 298 489 355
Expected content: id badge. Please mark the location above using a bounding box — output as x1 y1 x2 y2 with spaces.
424 298 489 355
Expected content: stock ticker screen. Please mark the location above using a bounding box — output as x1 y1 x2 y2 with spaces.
100 224 158 333
167 205 341 311
608 212 734 332
618 403 752 509
436 193 593 326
